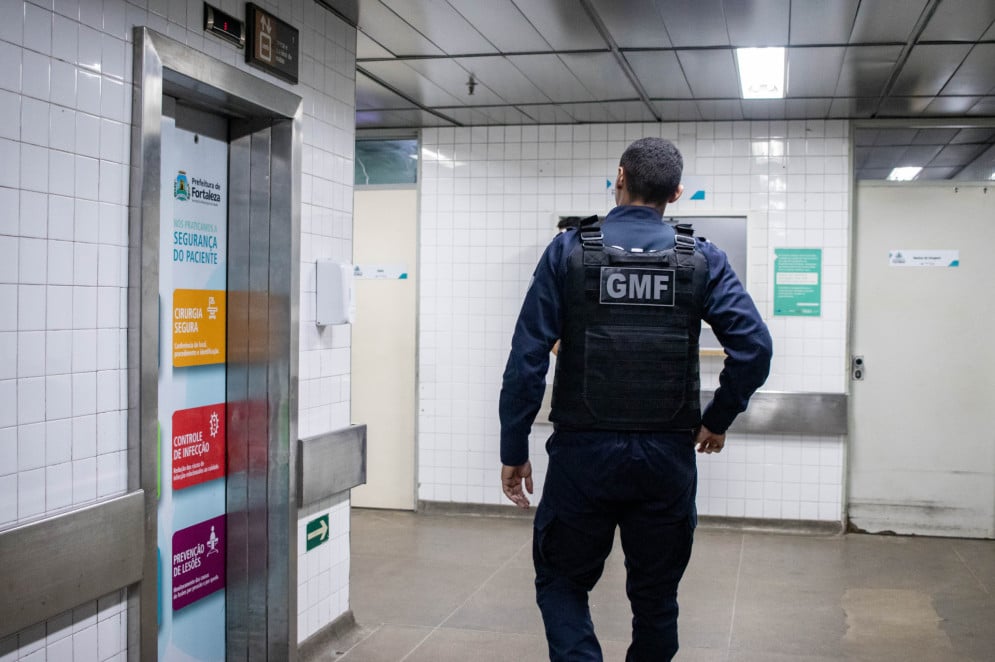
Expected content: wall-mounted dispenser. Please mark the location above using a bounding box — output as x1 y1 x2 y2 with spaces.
316 259 355 325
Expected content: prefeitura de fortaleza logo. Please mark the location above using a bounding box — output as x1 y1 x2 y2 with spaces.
175 170 190 201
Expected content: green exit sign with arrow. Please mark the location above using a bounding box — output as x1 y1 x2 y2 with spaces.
306 514 329 551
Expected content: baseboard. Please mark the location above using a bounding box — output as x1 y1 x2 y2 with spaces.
417 500 844 534
298 610 358 662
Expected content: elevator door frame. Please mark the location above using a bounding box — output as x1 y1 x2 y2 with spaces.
130 28 302 661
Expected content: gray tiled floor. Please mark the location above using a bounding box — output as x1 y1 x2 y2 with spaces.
314 509 995 661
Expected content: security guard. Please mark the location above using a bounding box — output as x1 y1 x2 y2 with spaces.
499 137 772 661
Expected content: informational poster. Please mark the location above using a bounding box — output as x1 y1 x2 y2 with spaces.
773 248 822 316
888 249 960 268
158 117 228 661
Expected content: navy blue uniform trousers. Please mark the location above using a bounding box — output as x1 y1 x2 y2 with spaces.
533 429 697 662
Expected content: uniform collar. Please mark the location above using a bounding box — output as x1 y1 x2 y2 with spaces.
604 205 664 223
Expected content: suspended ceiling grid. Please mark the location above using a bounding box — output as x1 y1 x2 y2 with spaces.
355 0 995 129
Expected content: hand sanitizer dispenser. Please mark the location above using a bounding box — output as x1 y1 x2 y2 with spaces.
316 259 355 326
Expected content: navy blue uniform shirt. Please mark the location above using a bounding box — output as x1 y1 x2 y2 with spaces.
499 205 773 466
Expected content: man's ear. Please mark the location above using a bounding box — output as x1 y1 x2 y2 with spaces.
668 184 684 204
615 166 625 192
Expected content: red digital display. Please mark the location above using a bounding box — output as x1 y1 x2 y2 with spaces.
204 4 244 48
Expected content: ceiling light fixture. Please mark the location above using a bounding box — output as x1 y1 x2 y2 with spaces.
887 167 923 181
736 47 785 99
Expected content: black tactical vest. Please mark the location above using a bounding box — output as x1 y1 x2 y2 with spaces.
550 217 709 431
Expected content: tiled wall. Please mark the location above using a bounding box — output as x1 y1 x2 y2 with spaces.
0 0 356 656
418 120 850 521
297 496 351 643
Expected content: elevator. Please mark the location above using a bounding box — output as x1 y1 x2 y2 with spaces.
132 28 302 661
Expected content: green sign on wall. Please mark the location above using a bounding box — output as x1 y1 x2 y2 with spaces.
306 514 330 551
774 248 822 316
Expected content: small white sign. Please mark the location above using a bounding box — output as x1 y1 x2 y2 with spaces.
888 250 960 268
353 264 409 280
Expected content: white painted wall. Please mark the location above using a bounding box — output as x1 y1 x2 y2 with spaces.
351 188 419 510
850 183 995 538
418 121 850 521
0 0 356 656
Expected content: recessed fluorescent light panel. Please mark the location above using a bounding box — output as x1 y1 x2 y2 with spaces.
887 167 923 181
736 47 785 99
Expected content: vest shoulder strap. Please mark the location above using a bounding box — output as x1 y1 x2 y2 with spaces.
674 222 695 254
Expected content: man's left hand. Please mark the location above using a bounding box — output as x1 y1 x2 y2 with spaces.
695 425 726 454
501 462 534 509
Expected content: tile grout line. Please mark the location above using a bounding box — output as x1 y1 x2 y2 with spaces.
397 536 533 662
724 534 746 662
952 547 990 595
337 623 384 660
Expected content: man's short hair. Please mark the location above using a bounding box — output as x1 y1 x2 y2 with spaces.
619 138 683 204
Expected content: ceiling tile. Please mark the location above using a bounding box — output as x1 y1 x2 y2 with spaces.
890 44 972 96
357 31 395 59
606 100 659 122
624 52 693 99
917 166 961 180
901 144 943 164
356 72 417 109
652 99 702 121
941 44 995 96
724 0 790 47
789 0 859 45
911 128 960 144
359 61 466 107
507 55 596 103
696 99 744 120
919 0 995 41
676 49 741 98
452 56 552 105
445 0 550 52
786 47 845 97
399 58 506 105
785 98 833 118
560 103 617 123
967 97 995 115
357 1 445 56
924 96 982 115
475 105 539 124
656 0 731 47
356 108 453 128
850 0 928 44
854 129 878 146
588 0 672 48
951 128 995 144
442 106 516 125
931 143 988 167
834 46 903 97
510 0 606 50
864 145 908 168
379 0 497 55
829 97 877 117
877 96 935 116
873 128 918 145
743 99 787 119
516 104 577 124
559 53 640 100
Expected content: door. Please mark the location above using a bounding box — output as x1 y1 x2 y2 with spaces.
849 183 995 538
350 189 418 509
